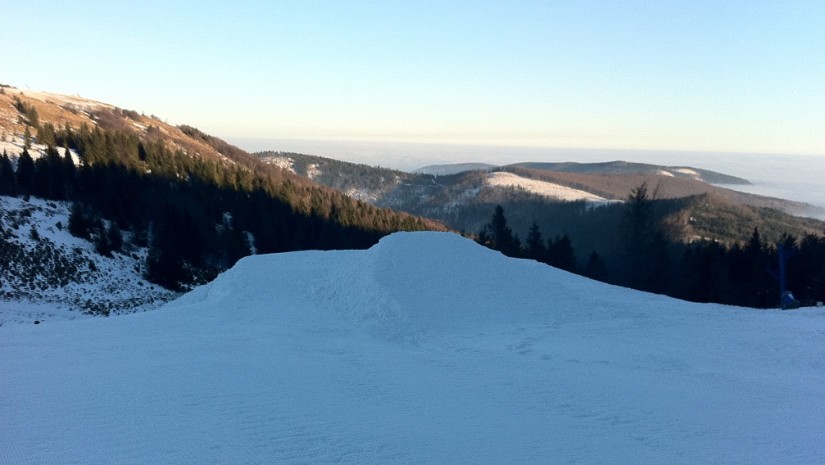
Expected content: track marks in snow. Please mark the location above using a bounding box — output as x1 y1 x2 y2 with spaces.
3 232 825 464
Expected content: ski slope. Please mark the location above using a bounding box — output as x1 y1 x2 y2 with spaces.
1 232 823 464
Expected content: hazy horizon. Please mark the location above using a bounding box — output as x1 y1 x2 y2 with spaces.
5 1 824 213
231 136 825 216
232 136 825 170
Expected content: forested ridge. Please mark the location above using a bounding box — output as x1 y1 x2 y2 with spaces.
256 151 825 246
478 184 825 309
0 90 442 290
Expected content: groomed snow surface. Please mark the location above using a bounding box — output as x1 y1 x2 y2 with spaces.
2 232 824 464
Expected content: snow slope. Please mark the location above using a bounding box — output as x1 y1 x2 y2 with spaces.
2 232 824 464
486 171 608 202
0 196 177 325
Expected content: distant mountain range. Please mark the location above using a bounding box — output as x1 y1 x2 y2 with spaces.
415 160 751 185
255 150 825 247
414 163 496 175
511 161 750 185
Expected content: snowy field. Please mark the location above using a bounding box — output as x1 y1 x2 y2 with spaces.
2 232 824 464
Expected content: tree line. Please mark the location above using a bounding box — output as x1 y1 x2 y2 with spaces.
478 184 825 309
0 119 436 290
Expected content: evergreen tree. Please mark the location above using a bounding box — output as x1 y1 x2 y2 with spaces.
34 145 64 199
94 221 123 257
23 126 32 149
15 148 35 196
62 144 76 199
682 241 726 303
13 97 38 127
617 183 669 292
524 222 546 262
216 214 250 268
146 206 206 290
146 218 183 290
484 205 521 257
68 202 89 238
746 227 763 257
732 227 774 307
583 251 608 281
793 233 825 304
37 123 56 147
0 150 16 196
548 234 577 273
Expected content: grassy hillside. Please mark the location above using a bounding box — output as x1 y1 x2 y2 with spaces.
0 87 444 291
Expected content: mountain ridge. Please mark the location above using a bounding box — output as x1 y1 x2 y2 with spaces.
512 160 750 184
0 86 445 302
254 150 825 246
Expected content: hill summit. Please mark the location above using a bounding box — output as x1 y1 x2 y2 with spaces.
0 86 443 300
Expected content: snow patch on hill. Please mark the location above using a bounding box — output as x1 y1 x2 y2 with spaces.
0 196 177 325
2 231 823 464
486 171 607 201
671 167 703 180
0 135 81 165
345 187 380 203
306 162 321 179
260 155 295 173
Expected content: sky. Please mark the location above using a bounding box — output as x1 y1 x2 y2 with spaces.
2 1 824 156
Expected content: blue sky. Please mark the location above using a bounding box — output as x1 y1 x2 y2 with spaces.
3 1 824 155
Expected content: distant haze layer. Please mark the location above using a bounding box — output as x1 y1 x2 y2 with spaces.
233 138 825 216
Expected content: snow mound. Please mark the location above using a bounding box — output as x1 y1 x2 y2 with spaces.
3 232 824 464
164 232 620 341
370 232 590 333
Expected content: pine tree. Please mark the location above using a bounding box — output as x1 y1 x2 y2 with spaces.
524 222 546 262
37 123 56 147
721 227 775 308
617 183 669 292
23 126 32 149
0 150 16 196
35 145 64 199
146 206 205 290
746 227 762 258
584 251 608 281
548 234 577 273
484 205 520 257
16 148 35 196
94 221 123 257
62 144 76 199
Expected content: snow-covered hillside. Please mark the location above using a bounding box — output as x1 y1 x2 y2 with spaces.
2 232 823 464
485 171 608 202
0 196 176 325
